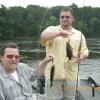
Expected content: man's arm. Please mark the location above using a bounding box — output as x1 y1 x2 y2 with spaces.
0 83 5 100
41 31 61 40
37 53 54 76
41 27 69 40
0 94 5 100
76 34 89 63
76 53 88 64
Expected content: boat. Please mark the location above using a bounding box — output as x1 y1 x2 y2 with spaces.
76 76 100 100
36 75 100 100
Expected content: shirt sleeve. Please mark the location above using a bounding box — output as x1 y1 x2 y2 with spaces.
18 63 37 81
80 34 89 56
40 26 55 46
0 81 5 100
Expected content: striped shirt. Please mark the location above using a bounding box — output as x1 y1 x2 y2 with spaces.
0 63 37 100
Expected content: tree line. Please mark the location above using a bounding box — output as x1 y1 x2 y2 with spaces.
0 3 100 40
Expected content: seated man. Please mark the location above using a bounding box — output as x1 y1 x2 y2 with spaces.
0 42 54 100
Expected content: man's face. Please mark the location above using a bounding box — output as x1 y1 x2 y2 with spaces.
1 48 19 72
60 11 74 27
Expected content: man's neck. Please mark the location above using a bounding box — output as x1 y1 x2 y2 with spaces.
8 70 16 74
61 25 72 32
2 64 17 73
4 67 16 73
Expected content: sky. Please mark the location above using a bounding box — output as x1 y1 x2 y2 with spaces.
0 0 100 8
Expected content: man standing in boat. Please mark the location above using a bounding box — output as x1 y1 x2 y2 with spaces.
41 7 89 100
0 42 54 100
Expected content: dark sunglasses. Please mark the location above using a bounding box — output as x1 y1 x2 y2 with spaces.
6 55 19 60
60 16 70 19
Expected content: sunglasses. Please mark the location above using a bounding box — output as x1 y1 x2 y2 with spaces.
6 55 19 60
60 16 70 19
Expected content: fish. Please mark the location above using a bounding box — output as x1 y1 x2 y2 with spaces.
50 60 55 88
66 41 73 60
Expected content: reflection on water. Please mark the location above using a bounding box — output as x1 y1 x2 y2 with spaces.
0 38 100 78
20 50 45 67
80 58 100 78
87 38 100 58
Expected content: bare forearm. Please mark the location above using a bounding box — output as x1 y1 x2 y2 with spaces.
37 60 47 76
41 31 60 40
41 30 69 40
37 53 54 76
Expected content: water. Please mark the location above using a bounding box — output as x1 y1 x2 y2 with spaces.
79 58 100 78
79 38 100 79
0 38 100 79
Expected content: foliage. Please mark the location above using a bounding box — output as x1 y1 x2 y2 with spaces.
0 4 100 39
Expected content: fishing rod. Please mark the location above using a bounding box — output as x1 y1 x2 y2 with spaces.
75 0 86 99
75 61 80 99
75 33 82 100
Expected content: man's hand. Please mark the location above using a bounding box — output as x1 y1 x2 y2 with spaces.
76 57 82 64
76 53 88 64
59 30 69 38
37 53 54 76
43 53 54 63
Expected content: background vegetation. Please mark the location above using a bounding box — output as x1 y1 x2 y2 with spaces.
0 3 100 40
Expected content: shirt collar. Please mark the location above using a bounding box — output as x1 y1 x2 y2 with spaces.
0 65 9 77
0 64 20 78
58 25 75 35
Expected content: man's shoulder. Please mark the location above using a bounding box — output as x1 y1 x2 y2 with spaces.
72 27 82 34
18 62 28 67
17 63 30 70
0 64 2 69
46 25 59 29
0 64 4 74
18 62 28 66
17 63 35 71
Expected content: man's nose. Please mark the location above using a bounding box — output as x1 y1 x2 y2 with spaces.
12 56 17 61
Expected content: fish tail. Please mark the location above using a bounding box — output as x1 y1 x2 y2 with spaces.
50 82 53 88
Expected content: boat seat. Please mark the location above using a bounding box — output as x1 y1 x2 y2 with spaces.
88 76 100 87
77 78 100 99
88 76 100 97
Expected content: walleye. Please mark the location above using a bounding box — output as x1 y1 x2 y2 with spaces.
50 60 55 88
66 41 73 60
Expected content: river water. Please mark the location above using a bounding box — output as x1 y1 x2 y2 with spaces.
0 38 100 79
80 38 100 79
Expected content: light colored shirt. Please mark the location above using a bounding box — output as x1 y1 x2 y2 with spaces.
41 25 89 80
9 70 19 82
0 63 37 100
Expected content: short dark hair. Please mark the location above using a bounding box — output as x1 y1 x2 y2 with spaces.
60 7 74 16
0 42 19 56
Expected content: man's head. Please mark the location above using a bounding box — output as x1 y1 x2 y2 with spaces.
0 43 20 73
60 7 74 28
